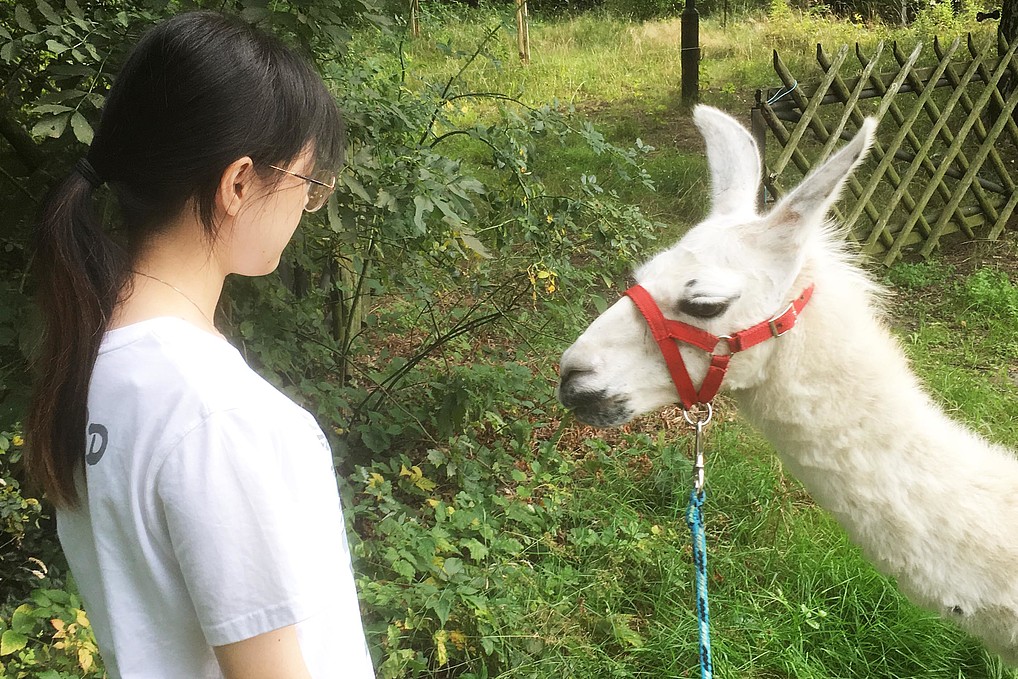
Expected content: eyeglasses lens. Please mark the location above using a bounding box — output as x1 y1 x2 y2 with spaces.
305 170 336 213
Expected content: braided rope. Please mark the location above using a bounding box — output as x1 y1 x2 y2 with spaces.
686 488 713 679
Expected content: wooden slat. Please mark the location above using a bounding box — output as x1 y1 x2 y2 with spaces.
858 39 965 248
845 43 936 247
813 41 887 166
891 41 979 238
768 51 882 226
934 37 1014 203
771 46 849 176
920 81 1018 255
754 35 1018 264
885 37 1018 263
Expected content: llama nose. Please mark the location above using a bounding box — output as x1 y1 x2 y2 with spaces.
559 366 588 391
557 367 601 409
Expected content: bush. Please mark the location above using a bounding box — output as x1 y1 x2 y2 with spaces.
2 1 664 676
0 431 63 609
0 429 98 678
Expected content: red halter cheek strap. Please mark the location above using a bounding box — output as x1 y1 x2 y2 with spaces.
623 284 815 411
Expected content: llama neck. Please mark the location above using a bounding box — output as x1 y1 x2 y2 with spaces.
732 257 1018 653
732 250 1014 531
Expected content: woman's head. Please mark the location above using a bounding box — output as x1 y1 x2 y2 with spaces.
28 11 344 506
91 10 343 238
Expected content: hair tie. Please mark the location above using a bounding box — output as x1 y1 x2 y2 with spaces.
74 158 103 189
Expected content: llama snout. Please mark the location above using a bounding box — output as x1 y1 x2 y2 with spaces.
557 368 633 428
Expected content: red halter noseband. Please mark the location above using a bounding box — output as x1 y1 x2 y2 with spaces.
624 284 814 411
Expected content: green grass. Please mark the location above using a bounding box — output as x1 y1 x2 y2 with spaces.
482 385 1018 677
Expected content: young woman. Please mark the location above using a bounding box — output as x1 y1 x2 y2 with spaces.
25 11 374 679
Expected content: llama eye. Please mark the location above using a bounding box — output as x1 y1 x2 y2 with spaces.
678 298 729 319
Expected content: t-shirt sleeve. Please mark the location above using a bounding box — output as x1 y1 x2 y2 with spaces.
155 406 343 647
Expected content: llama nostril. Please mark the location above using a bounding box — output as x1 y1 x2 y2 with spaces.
559 366 590 390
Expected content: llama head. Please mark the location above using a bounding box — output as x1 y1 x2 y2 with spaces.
557 105 875 427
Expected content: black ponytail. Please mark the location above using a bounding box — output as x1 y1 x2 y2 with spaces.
27 167 126 506
26 11 344 506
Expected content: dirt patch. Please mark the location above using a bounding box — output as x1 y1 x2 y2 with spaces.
935 226 1018 281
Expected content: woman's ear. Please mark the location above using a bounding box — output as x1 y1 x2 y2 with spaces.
216 156 256 218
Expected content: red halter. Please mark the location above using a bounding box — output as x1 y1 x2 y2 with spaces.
624 284 814 411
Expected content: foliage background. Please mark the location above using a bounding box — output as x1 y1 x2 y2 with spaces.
2 0 1017 678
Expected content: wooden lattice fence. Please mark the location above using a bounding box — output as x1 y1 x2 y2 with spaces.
751 35 1018 265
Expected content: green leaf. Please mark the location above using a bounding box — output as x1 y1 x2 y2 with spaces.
65 0 84 19
31 112 70 139
36 0 60 24
441 557 463 577
461 538 489 561
15 5 37 32
36 88 86 103
70 111 93 144
30 589 52 607
41 588 69 604
458 231 491 259
0 629 28 656
392 559 415 580
610 614 644 648
11 604 35 634
359 425 390 454
412 195 432 233
45 39 68 54
430 594 452 626
340 173 372 202
29 103 73 114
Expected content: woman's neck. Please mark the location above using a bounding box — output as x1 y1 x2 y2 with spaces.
110 216 226 335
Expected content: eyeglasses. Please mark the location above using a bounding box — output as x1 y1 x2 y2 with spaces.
269 165 336 213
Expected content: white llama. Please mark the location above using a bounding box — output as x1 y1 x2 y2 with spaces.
556 105 1018 662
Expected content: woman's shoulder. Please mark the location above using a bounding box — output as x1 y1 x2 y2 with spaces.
95 317 299 419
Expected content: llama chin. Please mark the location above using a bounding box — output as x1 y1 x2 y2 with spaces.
557 105 1018 664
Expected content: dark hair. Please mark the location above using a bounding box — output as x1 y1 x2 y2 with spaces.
27 11 344 507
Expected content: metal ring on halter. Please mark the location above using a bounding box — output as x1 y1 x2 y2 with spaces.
714 335 733 356
683 401 713 427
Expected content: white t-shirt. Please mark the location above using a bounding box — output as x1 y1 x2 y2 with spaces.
57 318 375 679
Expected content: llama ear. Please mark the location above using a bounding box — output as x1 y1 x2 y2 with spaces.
765 118 876 236
693 105 762 218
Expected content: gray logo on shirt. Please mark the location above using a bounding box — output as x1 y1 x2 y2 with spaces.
86 423 108 465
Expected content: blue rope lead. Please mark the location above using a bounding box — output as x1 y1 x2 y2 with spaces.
686 487 713 679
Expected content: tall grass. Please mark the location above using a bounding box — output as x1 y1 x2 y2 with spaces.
376 3 996 109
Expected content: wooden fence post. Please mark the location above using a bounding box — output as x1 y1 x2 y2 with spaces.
516 0 530 64
681 0 700 105
751 102 768 208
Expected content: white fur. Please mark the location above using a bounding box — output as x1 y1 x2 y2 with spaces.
557 106 1018 662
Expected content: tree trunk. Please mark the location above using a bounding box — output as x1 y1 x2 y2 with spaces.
1003 0 1018 49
